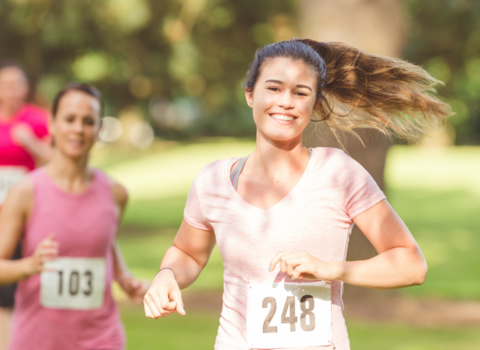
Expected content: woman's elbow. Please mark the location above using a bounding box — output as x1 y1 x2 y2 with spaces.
411 258 428 286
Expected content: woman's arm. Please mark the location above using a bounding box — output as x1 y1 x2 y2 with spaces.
144 219 216 318
11 123 53 165
270 199 427 289
0 180 58 285
109 180 148 303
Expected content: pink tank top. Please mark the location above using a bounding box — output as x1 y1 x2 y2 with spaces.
9 168 125 350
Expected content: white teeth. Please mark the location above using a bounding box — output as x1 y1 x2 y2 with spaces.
272 114 295 121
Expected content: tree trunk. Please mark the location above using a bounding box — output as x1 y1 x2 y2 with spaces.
298 0 407 296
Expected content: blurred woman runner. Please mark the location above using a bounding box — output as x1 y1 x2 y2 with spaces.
144 39 451 350
0 61 51 350
0 82 147 350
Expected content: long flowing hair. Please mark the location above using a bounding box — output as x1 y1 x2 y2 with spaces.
245 39 452 143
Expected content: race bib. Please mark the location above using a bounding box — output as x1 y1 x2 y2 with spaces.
0 166 27 205
41 258 106 310
247 281 332 349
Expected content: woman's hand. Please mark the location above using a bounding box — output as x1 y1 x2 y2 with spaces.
26 234 59 276
269 251 340 281
144 269 186 319
118 275 149 304
11 123 36 147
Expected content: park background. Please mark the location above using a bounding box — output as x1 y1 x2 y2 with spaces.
1 0 480 349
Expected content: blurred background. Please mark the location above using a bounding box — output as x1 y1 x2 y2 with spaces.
1 0 480 349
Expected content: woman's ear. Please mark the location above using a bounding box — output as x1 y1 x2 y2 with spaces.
245 88 253 108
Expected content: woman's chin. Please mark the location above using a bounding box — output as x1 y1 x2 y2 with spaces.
259 128 300 143
61 148 88 159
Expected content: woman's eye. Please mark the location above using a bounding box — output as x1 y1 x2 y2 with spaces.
66 117 74 123
268 87 280 92
296 92 307 97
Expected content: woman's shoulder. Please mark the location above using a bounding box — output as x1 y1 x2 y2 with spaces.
100 170 128 208
3 175 35 210
190 158 237 195
311 147 358 168
194 158 235 182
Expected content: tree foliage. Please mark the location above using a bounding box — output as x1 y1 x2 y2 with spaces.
0 0 476 143
0 0 295 138
404 0 480 144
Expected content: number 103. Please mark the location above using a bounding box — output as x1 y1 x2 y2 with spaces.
57 270 93 296
262 295 315 333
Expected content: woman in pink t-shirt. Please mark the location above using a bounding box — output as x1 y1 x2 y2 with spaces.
0 61 52 349
0 82 147 350
144 40 451 349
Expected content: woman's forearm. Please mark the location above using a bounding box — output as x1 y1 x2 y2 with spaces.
0 258 33 285
159 245 205 289
23 138 52 165
112 241 132 281
335 246 428 289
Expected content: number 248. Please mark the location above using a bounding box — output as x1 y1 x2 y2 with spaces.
262 295 315 333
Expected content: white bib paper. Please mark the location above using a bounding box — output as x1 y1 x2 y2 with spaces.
0 166 27 205
41 258 106 310
247 281 332 349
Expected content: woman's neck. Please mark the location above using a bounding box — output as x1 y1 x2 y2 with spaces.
45 151 92 193
248 130 310 181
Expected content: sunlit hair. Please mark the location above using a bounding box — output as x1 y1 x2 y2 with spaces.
244 39 452 143
52 82 103 118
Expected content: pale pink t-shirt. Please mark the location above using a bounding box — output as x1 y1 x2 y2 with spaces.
184 147 386 350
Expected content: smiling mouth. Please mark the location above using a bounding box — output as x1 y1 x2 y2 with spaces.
270 113 297 121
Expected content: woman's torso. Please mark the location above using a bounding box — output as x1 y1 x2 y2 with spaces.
184 147 386 350
9 168 125 350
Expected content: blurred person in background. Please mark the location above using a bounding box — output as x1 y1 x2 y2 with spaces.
0 82 147 350
144 39 451 350
0 60 51 350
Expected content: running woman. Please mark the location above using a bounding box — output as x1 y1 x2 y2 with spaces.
0 61 51 350
0 82 147 350
143 39 451 350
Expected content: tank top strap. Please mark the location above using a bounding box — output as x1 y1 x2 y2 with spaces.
90 168 114 198
230 149 313 191
28 168 53 198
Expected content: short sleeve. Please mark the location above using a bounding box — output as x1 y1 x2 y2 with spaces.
343 156 386 220
183 176 213 231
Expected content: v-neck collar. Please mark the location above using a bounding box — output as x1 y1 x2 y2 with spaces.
224 148 315 213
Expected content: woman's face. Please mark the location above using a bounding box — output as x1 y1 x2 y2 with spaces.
0 67 29 112
245 57 317 144
50 90 102 159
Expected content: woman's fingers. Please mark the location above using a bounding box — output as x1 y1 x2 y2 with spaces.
171 289 186 315
144 296 162 319
269 252 315 280
144 299 156 319
291 264 306 279
269 252 285 271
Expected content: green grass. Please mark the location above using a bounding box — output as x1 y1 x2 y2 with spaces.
120 305 480 350
121 306 218 350
118 230 224 291
388 188 480 299
346 321 480 350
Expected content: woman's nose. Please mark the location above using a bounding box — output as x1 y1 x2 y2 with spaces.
277 91 295 109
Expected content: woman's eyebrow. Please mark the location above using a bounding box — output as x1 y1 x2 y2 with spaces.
264 79 313 92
